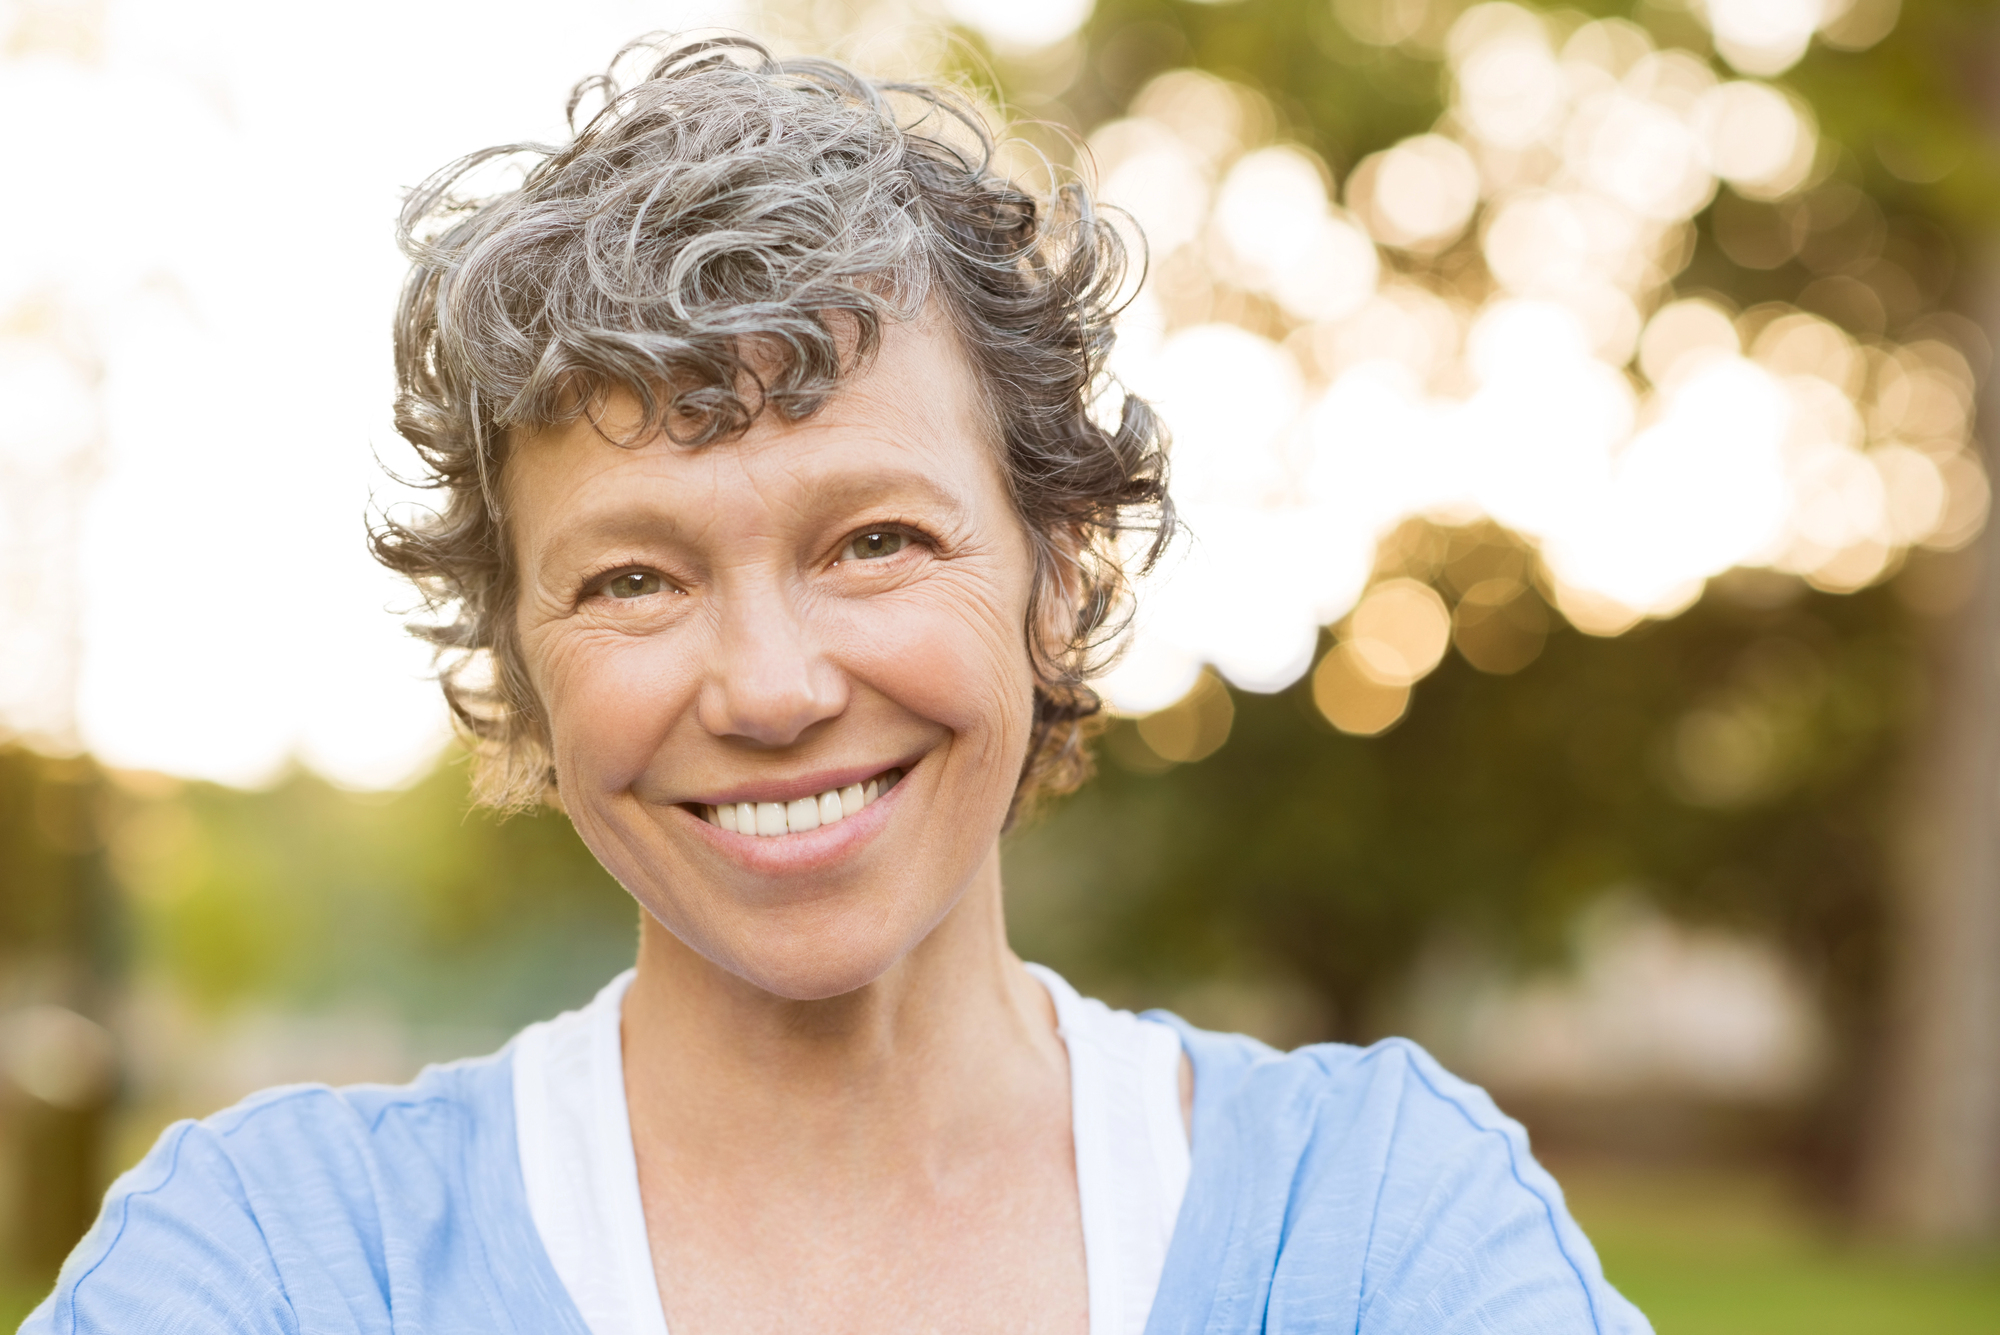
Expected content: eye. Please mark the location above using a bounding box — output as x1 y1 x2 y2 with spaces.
602 570 664 599
844 531 906 561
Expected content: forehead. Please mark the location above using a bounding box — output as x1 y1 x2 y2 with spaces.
504 316 1006 547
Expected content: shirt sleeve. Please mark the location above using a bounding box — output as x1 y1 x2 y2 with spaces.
1343 1043 1652 1335
22 1119 303 1335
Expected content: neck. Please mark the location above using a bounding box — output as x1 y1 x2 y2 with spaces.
620 845 1064 1175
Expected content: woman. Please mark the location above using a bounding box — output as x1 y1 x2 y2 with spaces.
31 37 1647 1335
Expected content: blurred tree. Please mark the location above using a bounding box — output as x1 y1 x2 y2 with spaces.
1 746 638 1283
1853 1 2000 1243
966 0 2000 1238
107 758 639 1033
0 747 118 1274
1009 572 1915 1149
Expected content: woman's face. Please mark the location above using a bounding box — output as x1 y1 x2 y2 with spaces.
508 317 1041 1000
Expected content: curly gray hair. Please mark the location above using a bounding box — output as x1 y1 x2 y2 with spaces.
372 35 1172 816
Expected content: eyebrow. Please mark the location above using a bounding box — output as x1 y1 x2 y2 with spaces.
524 462 977 569
780 465 976 524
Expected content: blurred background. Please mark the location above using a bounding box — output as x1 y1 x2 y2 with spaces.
3 0 1999 1327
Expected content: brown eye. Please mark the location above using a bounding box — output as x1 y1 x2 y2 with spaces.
846 531 905 561
604 571 663 599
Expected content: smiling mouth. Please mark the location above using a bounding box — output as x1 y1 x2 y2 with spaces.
693 768 904 837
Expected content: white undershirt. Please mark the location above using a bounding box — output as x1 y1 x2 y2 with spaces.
512 966 1190 1335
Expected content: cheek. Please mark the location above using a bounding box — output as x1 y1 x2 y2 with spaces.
832 566 1038 754
528 625 700 788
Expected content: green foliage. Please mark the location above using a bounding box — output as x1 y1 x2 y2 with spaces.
1043 0 2000 223
1065 0 1442 159
1788 0 2000 232
110 759 638 1029
1008 575 1922 1049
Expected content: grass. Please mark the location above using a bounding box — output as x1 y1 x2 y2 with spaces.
2 1278 45 1331
7 1162 1997 1331
1557 1160 2000 1335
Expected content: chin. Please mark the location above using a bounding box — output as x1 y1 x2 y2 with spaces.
660 889 955 1003
722 932 927 1001
735 957 898 1003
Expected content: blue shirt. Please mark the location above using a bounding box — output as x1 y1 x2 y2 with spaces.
26 1014 1650 1334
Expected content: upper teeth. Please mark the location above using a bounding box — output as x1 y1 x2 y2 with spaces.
703 769 901 836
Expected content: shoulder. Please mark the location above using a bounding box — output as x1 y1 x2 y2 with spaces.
119 1053 514 1251
1147 1018 1651 1335
26 1050 580 1335
188 1049 510 1167
1176 1023 1538 1163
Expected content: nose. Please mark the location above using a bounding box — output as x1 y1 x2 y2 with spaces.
696 578 848 747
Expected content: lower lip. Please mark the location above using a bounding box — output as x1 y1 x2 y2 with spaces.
681 772 906 874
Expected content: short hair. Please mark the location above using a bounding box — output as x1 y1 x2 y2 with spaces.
372 34 1172 819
